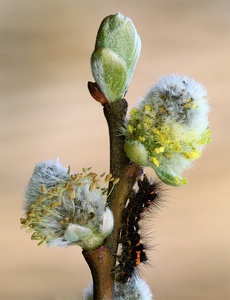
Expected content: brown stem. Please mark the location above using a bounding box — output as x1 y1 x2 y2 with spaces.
104 100 142 294
103 99 142 258
82 99 141 299
82 246 113 300
105 164 142 265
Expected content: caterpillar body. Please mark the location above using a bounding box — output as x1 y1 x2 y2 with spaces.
116 174 160 283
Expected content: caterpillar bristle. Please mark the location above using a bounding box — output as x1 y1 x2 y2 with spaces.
115 174 163 283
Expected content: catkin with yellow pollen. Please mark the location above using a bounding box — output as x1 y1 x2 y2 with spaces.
124 75 211 186
20 159 118 248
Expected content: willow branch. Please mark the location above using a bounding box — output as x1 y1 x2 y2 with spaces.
103 99 142 262
82 246 113 300
82 98 141 299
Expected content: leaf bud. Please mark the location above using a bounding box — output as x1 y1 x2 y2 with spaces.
91 13 141 103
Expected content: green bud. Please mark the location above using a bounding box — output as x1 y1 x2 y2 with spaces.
91 13 141 103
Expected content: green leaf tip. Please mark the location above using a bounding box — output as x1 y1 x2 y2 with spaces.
91 13 141 103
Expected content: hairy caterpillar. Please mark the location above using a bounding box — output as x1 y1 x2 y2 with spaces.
116 174 161 283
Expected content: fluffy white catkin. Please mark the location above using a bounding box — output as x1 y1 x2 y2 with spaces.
21 160 115 249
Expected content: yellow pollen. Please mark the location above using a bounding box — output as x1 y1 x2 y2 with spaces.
154 148 160 154
71 174 78 181
154 146 165 154
113 178 120 185
41 185 47 194
145 105 151 112
138 136 145 142
172 143 182 152
174 177 179 185
184 150 200 160
152 128 161 136
50 201 62 208
152 157 159 167
192 104 199 109
184 103 192 109
128 125 133 133
37 196 45 204
160 106 166 113
105 173 112 182
184 99 192 108
130 108 137 115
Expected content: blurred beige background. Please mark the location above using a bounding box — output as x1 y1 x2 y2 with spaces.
0 1 229 299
